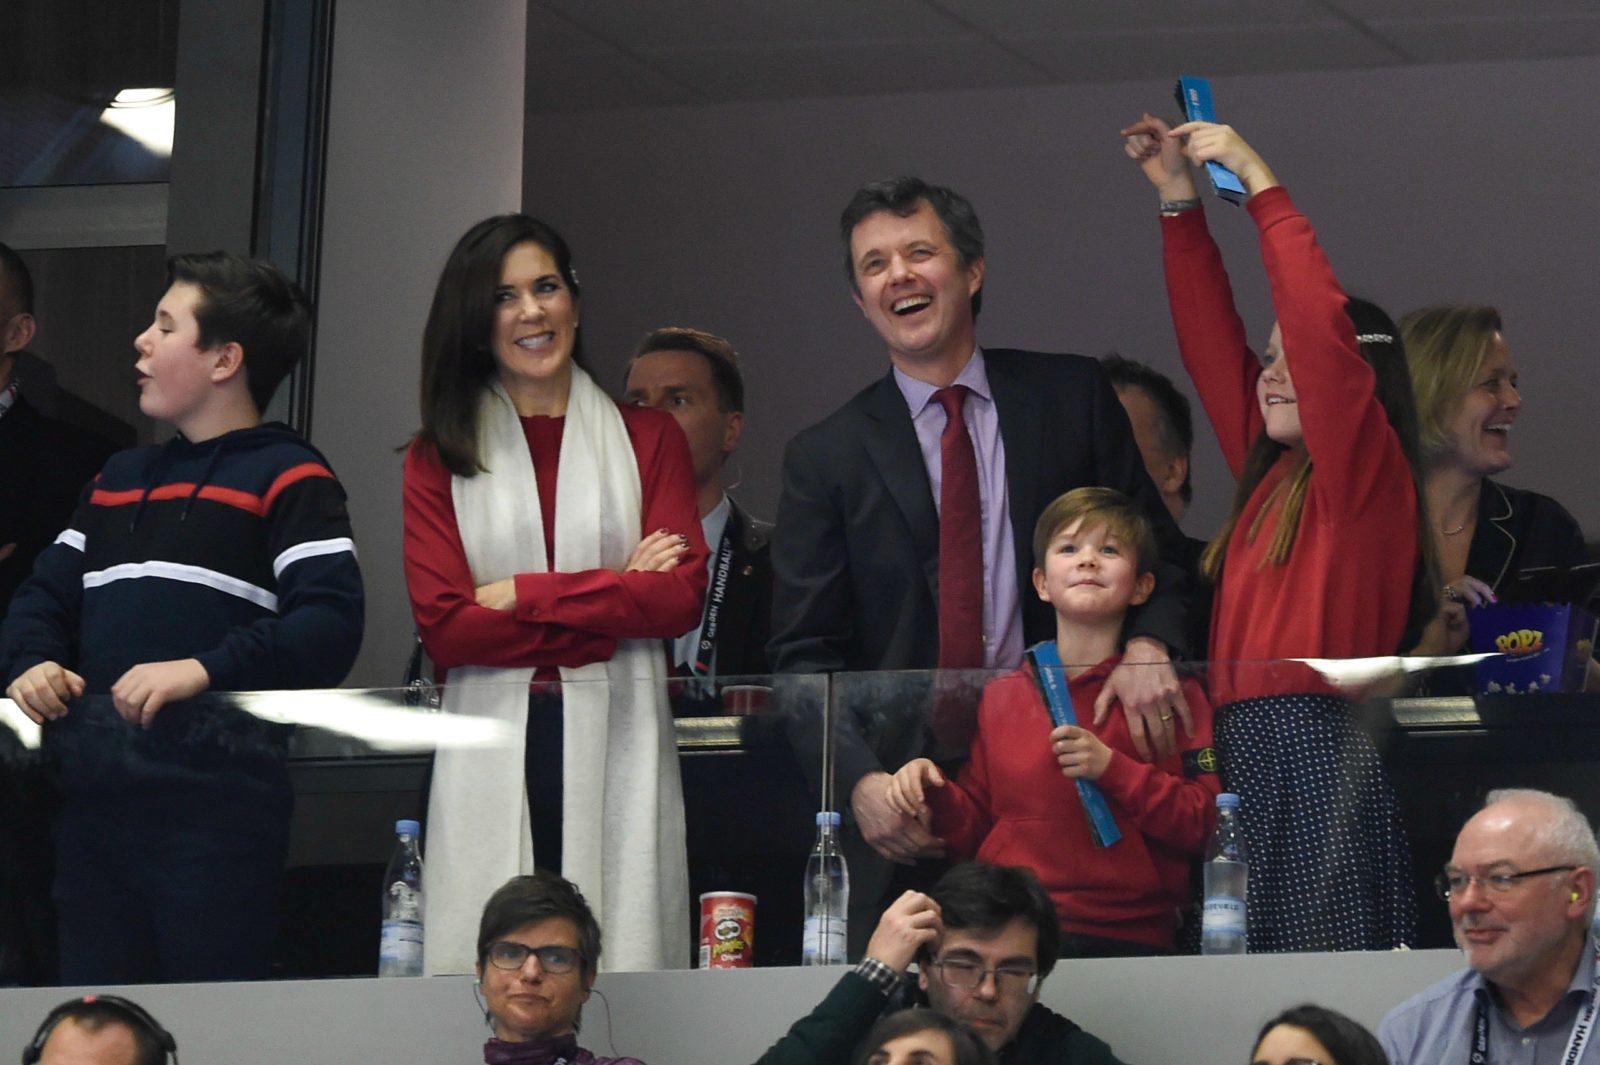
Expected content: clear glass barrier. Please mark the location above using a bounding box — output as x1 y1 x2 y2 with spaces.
3 653 1596 986
0 674 825 985
824 652 1600 959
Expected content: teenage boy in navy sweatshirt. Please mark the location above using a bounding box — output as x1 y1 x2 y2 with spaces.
2 252 364 983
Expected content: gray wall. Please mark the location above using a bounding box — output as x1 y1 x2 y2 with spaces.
525 56 1600 547
0 950 1464 1064
310 0 526 686
320 52 1600 685
164 0 262 256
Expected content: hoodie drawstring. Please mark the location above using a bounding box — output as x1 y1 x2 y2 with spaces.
129 434 234 530
183 443 227 521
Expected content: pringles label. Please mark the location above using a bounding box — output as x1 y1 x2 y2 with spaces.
698 892 756 969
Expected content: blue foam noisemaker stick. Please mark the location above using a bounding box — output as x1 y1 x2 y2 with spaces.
1026 641 1123 848
1176 75 1248 205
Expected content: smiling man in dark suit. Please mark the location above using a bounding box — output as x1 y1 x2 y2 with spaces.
769 178 1195 939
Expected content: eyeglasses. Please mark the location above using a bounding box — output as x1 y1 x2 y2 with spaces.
1434 865 1578 900
1252 1059 1326 1065
931 957 1039 995
486 941 581 973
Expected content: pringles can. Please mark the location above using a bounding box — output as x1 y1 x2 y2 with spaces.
699 891 757 968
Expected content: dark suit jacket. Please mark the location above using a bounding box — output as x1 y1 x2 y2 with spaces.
665 496 773 717
0 393 110 985
0 394 116 619
1419 479 1591 696
707 495 773 679
769 348 1192 798
1468 479 1590 590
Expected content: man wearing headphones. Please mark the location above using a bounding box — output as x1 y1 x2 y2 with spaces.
22 995 176 1065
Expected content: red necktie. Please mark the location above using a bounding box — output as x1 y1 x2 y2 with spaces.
933 386 984 670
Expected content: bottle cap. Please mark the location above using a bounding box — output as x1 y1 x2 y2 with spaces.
1216 793 1240 808
396 819 421 836
815 811 841 827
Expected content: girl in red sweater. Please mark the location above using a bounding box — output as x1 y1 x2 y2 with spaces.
1122 115 1436 951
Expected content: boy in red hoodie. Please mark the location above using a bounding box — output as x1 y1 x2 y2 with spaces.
889 486 1219 955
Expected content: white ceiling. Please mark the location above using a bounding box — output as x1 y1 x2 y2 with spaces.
525 0 1600 113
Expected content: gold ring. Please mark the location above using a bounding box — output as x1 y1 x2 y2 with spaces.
1160 713 1174 722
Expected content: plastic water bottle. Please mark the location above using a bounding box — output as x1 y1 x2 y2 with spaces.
801 811 849 965
379 819 425 977
1201 793 1249 955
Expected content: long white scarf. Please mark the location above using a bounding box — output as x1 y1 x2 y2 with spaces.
421 367 688 974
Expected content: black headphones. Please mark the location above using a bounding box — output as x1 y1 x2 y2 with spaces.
22 995 178 1065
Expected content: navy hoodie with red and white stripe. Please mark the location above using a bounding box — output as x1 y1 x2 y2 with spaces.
2 422 363 701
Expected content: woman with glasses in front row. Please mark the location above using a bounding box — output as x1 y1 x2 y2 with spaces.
473 872 647 1065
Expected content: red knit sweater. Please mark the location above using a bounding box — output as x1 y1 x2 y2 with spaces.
1162 187 1419 705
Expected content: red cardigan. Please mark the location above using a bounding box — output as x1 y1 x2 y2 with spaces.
926 657 1219 950
1163 188 1419 704
401 403 708 678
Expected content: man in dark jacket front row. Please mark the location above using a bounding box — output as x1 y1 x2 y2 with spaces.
754 862 1125 1065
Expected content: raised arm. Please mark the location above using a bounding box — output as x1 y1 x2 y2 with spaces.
1181 123 1405 516
1123 113 1262 475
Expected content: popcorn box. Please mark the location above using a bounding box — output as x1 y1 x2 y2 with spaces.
1469 602 1596 695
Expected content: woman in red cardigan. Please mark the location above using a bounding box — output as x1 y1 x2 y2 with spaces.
1123 115 1437 952
402 214 707 974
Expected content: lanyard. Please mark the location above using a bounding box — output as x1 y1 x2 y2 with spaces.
1471 963 1600 1065
688 523 737 677
1025 641 1122 848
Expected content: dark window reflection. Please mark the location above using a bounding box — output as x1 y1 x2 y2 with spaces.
0 0 178 187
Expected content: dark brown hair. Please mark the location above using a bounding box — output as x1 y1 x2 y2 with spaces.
1101 352 1195 506
0 241 35 316
854 1009 996 1065
476 870 602 982
839 176 986 318
924 862 1059 982
417 214 583 476
1252 1004 1388 1065
626 326 744 412
167 250 312 413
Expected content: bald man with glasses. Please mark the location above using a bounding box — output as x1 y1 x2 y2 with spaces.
1380 788 1600 1065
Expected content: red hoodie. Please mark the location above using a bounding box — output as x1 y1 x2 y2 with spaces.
926 656 1219 950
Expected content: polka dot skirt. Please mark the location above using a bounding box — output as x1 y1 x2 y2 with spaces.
1216 693 1417 952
